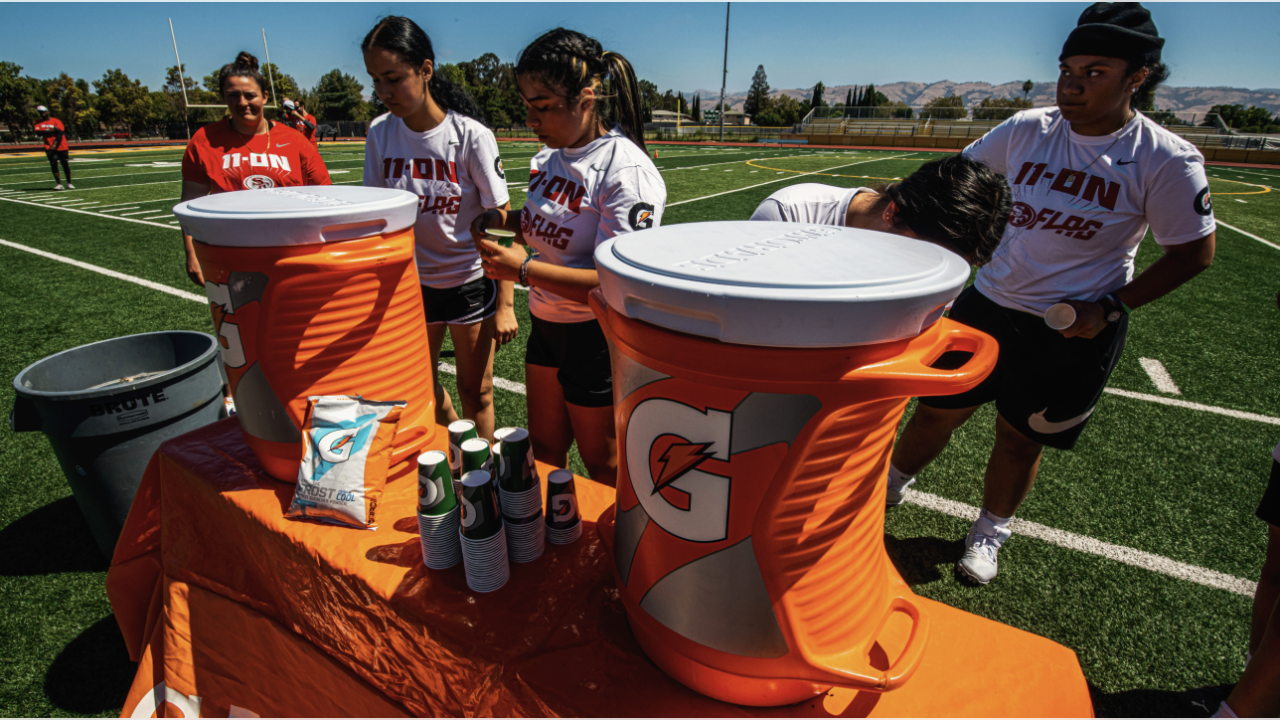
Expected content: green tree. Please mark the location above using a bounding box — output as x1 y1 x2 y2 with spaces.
885 101 913 119
972 96 1033 121
809 81 826 109
44 73 88 134
93 69 150 131
313 69 366 121
0 61 37 139
692 93 701 123
1022 79 1034 100
637 79 659 123
845 88 853 108
920 93 967 120
744 65 770 118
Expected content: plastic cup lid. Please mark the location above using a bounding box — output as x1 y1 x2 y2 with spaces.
173 185 419 248
1045 303 1077 330
595 221 971 348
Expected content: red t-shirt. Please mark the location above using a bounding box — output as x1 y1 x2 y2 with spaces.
283 113 318 146
182 119 330 193
34 117 68 151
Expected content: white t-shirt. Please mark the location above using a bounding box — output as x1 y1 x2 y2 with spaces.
522 126 667 323
964 107 1216 316
750 184 872 225
364 110 509 289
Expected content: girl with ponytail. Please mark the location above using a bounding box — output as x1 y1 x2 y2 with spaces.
470 28 666 487
362 16 514 442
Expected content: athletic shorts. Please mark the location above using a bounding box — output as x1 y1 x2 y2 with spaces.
919 286 1128 451
420 276 495 326
1257 444 1280 527
46 149 68 163
525 315 613 408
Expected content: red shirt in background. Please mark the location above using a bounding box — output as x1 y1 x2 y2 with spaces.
34 117 69 151
182 119 330 193
283 113 318 146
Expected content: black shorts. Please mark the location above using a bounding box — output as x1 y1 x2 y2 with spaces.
1257 459 1280 527
46 149 68 163
919 287 1128 450
525 315 613 408
420 276 495 325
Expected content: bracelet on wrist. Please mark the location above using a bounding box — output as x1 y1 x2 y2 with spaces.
519 256 533 287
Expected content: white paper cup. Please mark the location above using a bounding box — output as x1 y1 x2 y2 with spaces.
1045 303 1077 330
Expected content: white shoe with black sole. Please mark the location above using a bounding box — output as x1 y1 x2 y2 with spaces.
956 515 1011 585
886 478 914 507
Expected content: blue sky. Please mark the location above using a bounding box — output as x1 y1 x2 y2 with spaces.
3 3 1278 96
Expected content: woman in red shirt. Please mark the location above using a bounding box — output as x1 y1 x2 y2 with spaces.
179 52 331 287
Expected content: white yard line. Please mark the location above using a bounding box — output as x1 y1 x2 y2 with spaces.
904 490 1256 597
0 169 181 186
141 215 174 221
98 207 140 213
120 210 158 216
1103 388 1280 425
0 196 171 229
96 198 180 209
1139 358 1181 395
1217 220 1280 252
437 362 527 395
0 239 205 302
667 154 914 207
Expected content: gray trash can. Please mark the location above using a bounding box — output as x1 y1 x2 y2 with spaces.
10 331 226 558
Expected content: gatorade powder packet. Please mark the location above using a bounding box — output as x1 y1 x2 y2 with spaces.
286 395 406 529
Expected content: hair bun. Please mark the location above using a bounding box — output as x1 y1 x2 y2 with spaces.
234 52 260 70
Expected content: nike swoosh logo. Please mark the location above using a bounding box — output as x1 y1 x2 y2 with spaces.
1027 407 1094 434
450 141 462 146
1116 159 1136 166
590 164 601 172
277 143 291 147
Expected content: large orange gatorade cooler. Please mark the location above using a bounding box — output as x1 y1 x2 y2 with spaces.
173 186 437 482
591 221 999 706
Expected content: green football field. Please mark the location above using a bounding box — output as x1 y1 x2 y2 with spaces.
1 140 1278 717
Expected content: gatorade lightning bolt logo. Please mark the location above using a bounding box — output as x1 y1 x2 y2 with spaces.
309 413 376 479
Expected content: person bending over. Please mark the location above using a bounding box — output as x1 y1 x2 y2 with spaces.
886 2 1216 585
750 154 1011 266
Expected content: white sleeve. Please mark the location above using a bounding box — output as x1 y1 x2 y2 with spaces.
962 115 1017 176
465 128 510 209
750 198 787 222
1145 152 1217 246
362 127 385 188
595 165 667 247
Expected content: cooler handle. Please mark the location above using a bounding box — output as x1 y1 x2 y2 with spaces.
840 319 998 400
795 592 929 692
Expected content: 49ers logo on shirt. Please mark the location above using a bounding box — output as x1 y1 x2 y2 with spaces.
1008 201 1105 239
243 175 275 189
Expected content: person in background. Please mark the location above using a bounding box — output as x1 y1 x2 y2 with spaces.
178 52 331 287
281 99 318 146
750 154 1011 266
34 105 73 190
471 28 665 487
886 1 1216 585
362 16 513 442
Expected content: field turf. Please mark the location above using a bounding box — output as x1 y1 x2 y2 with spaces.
1 140 1278 717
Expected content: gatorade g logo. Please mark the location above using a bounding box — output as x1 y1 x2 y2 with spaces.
243 175 276 190
628 202 656 231
494 157 505 179
1194 187 1212 216
625 398 731 542
550 493 577 521
420 474 445 508
205 272 268 370
461 495 477 528
309 413 376 479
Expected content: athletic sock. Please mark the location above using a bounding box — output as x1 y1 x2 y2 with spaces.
979 506 1013 529
887 463 916 491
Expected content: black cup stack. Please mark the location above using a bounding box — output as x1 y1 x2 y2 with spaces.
544 468 583 544
494 427 544 562
417 450 461 569
459 470 509 592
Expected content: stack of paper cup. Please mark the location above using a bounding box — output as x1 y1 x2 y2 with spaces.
416 450 461 569
448 419 478 490
495 427 544 562
459 470 509 592
544 468 583 545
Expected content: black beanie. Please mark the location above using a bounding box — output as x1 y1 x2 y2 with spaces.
1059 2 1164 64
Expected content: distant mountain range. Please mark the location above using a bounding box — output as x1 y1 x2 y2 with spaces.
687 81 1280 115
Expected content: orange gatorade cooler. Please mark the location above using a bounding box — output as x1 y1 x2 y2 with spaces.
591 221 999 706
174 187 437 482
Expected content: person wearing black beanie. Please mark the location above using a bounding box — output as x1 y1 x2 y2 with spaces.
886 2 1218 590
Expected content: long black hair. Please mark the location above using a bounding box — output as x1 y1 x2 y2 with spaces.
361 16 484 122
515 28 646 151
1125 58 1169 111
218 52 267 98
874 154 1011 266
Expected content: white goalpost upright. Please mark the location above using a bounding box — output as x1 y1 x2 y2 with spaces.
168 19 280 116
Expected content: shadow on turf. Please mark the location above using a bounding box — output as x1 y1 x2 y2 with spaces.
1088 679 1234 718
44 614 137 715
884 533 964 586
0 496 108 576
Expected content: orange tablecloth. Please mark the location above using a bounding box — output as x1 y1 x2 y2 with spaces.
108 417 1092 717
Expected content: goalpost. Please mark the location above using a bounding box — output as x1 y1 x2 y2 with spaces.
168 18 280 118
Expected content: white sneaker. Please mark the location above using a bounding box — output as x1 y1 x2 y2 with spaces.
53 183 64 190
66 183 75 189
956 515 1011 584
886 478 915 507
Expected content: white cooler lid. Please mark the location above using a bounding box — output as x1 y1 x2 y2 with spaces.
173 186 420 247
595 221 971 348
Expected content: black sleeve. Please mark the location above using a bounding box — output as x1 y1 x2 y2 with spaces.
52 126 65 146
301 119 315 132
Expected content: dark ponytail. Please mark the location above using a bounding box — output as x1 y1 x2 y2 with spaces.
515 28 647 151
1126 58 1169 112
362 16 484 123
218 52 267 97
875 154 1011 266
